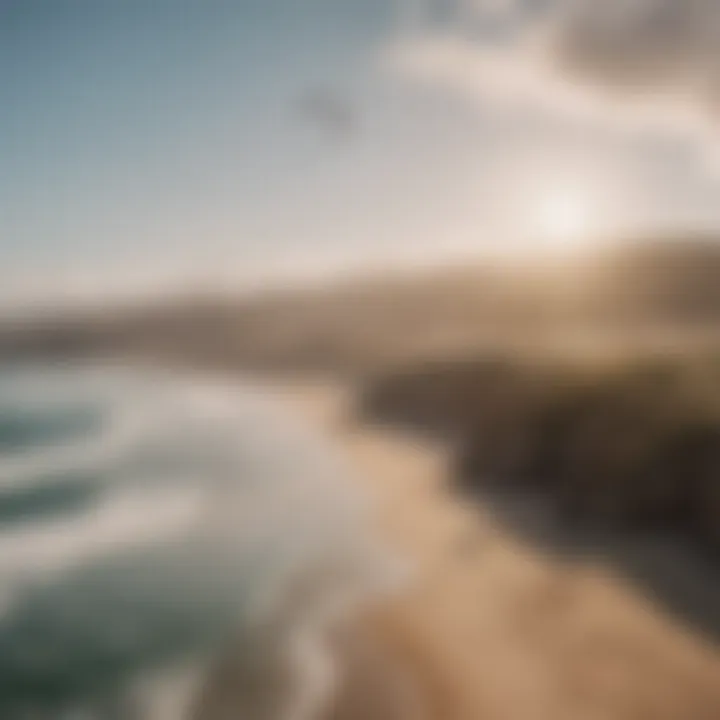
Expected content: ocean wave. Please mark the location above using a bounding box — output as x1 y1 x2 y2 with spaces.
0 364 391 719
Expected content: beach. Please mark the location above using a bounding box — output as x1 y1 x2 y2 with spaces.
269 379 720 720
8 2 720 717
0 357 718 720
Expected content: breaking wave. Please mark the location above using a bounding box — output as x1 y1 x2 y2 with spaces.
0 363 392 719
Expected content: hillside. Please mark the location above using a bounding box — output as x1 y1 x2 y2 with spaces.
1 237 720 374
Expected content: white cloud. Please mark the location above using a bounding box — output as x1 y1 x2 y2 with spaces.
385 34 708 132
383 0 720 161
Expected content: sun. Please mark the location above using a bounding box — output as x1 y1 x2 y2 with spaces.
535 189 593 249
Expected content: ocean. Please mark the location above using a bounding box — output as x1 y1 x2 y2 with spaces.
0 363 390 719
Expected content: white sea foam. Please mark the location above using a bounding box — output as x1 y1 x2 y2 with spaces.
0 364 397 719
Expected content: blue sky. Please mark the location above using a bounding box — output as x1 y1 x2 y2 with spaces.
2 0 720 303
0 2 391 279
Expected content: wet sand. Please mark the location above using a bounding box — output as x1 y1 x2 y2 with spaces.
271 380 720 720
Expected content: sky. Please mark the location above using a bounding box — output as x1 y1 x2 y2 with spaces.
3 0 720 305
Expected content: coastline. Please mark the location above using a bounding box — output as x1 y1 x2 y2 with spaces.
0 362 717 719
268 378 720 720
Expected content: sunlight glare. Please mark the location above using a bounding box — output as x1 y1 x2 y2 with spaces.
536 189 592 250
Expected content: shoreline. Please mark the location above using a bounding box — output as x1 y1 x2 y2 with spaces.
269 378 720 720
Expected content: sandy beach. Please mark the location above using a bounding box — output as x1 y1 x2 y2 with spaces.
269 380 720 720
9 3 720 717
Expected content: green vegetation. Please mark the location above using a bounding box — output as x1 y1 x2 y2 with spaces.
360 353 720 553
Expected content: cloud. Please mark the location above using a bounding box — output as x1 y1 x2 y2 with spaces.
384 0 720 147
551 0 720 114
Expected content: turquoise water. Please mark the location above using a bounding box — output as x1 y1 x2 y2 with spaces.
0 364 385 719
